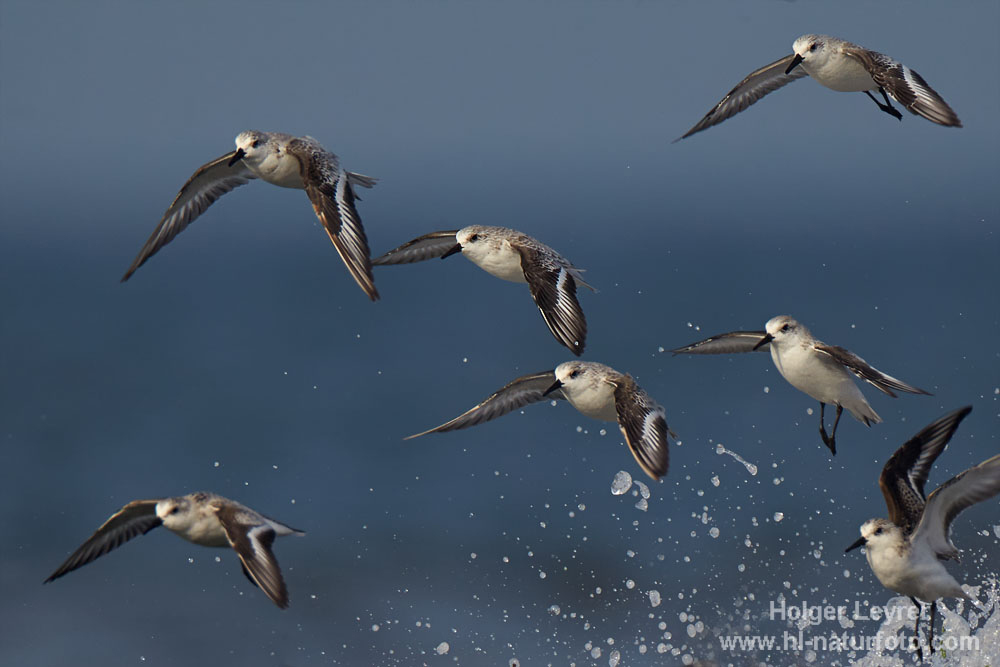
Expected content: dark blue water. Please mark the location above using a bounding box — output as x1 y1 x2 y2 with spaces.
2 1 997 664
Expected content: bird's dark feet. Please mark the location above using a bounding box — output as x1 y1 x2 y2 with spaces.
819 426 837 455
866 90 903 121
882 104 903 121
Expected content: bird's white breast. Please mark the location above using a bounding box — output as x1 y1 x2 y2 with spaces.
866 543 963 601
804 52 876 92
564 381 618 422
770 342 851 403
166 509 229 547
247 149 305 189
464 241 528 284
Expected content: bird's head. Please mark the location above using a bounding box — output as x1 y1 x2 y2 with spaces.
787 34 830 74
155 497 191 528
846 518 900 553
231 130 272 167
453 225 495 261
547 361 605 397
759 315 805 349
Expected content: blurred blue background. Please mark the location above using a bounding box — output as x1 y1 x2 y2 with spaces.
1 1 997 664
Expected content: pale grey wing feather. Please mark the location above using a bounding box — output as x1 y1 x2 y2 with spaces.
613 377 670 481
295 139 379 301
878 406 972 533
405 371 562 439
372 231 461 265
346 171 378 189
846 48 962 127
912 454 1000 560
216 505 290 609
671 331 768 355
45 500 163 582
677 54 809 140
814 344 930 397
122 152 255 280
519 246 587 356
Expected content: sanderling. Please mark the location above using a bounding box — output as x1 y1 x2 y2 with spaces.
45 491 305 609
373 226 593 355
405 360 672 479
122 131 380 300
845 406 999 659
672 315 930 453
678 34 961 140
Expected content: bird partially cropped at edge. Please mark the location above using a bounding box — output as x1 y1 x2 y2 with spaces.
845 407 1000 660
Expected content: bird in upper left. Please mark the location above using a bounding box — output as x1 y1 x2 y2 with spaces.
122 131 381 301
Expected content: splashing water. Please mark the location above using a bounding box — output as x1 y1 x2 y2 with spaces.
715 443 758 476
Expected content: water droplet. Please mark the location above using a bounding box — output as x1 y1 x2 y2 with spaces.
611 471 633 495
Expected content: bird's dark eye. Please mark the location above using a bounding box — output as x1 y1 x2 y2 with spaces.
874 527 882 535
809 44 818 52
468 233 479 242
781 324 790 332
569 370 580 379
251 140 261 148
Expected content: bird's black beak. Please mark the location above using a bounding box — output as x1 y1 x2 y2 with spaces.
845 536 866 553
227 148 246 167
543 379 563 397
785 53 804 75
752 333 774 351
441 243 463 259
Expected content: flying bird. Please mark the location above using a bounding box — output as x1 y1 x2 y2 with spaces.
672 315 930 453
406 360 672 480
122 130 380 300
45 492 305 609
677 34 961 140
845 407 999 659
373 225 593 355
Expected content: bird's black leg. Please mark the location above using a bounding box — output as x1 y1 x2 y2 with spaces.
827 405 843 455
818 403 840 455
818 403 831 449
864 88 903 121
928 601 937 659
909 596 924 661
